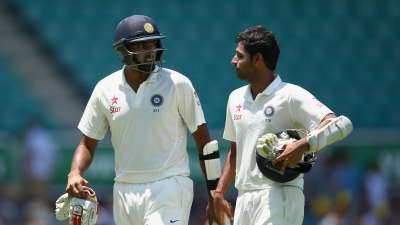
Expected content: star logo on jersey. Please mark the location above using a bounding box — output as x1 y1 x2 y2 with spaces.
110 96 121 113
111 96 118 105
234 104 243 121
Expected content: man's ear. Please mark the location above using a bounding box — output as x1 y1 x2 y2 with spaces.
253 53 265 67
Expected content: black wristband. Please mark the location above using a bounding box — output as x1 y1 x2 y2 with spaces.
206 178 219 191
199 151 220 160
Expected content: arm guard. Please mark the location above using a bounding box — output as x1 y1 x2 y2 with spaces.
199 140 221 191
307 115 353 153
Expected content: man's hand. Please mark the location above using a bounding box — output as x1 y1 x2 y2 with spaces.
206 196 217 225
213 192 233 225
272 138 309 172
55 186 98 225
66 171 90 198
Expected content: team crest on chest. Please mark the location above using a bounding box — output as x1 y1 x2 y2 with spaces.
264 106 274 122
151 94 164 107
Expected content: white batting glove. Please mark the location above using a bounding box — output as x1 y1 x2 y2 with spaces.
55 187 98 225
256 133 280 160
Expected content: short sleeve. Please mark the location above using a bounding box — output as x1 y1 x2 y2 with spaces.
78 84 109 140
177 78 206 133
223 94 236 142
288 86 334 131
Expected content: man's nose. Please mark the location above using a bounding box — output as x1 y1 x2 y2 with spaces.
145 50 156 59
231 56 238 65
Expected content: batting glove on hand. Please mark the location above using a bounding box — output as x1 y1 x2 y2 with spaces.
55 186 98 225
256 133 280 160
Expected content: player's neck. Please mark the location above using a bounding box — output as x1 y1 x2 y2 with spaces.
249 71 274 99
124 67 150 92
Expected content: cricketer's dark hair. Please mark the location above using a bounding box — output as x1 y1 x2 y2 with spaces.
236 25 280 71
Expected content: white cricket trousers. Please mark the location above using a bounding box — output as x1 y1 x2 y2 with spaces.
234 186 304 225
113 176 193 225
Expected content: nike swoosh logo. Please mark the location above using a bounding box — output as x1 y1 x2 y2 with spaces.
170 219 179 223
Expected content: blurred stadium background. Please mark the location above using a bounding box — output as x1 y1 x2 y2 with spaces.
0 0 399 224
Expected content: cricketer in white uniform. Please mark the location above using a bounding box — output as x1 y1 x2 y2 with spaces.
66 15 221 225
212 26 352 225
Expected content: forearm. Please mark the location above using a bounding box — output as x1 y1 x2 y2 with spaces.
192 123 211 178
69 135 98 175
306 113 353 152
215 147 236 195
69 145 93 175
192 123 211 175
192 124 224 194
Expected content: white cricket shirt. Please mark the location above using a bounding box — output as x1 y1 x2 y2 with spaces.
223 75 333 191
78 66 205 183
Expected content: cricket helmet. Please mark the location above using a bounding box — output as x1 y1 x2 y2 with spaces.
113 15 165 67
256 129 316 183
